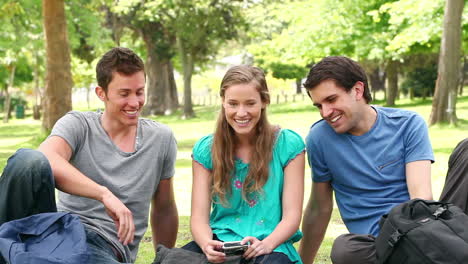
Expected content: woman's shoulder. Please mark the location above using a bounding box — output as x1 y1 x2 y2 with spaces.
193 134 214 153
276 128 305 146
192 134 214 169
273 128 305 163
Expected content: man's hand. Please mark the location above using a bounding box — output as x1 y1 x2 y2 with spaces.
101 187 135 245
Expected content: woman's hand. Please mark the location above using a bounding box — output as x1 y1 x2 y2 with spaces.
202 240 226 263
241 236 274 259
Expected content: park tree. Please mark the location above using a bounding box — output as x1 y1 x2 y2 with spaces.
42 0 73 131
429 0 465 125
374 0 445 104
171 0 247 118
67 1 114 109
112 0 249 118
0 51 17 123
110 1 179 116
247 0 321 94
0 0 41 122
248 0 457 106
248 0 395 96
329 0 444 105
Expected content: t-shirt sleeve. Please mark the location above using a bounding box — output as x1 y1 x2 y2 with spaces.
192 135 213 170
161 133 177 180
306 126 332 183
49 111 86 154
404 114 434 163
277 129 305 167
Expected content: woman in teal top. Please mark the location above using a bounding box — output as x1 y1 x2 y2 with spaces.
185 65 305 263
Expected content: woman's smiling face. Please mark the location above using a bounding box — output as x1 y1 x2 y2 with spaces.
222 82 265 139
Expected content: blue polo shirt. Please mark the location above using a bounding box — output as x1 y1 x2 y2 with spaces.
306 106 434 236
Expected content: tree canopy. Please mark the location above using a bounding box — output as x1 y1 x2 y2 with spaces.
1 0 467 125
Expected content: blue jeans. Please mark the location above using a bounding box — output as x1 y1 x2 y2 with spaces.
0 149 127 264
182 240 293 264
86 229 131 264
0 149 57 225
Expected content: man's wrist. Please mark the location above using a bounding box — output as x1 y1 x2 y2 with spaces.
97 185 111 202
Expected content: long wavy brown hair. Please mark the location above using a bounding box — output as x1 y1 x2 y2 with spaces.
211 65 276 205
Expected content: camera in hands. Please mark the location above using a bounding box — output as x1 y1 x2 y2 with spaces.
221 241 249 256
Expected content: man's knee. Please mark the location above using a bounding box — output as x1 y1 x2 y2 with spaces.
331 233 376 264
12 148 49 168
3 149 52 185
331 234 352 264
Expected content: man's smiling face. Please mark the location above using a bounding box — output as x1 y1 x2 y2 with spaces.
309 79 364 135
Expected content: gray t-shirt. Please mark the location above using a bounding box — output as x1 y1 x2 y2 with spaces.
50 111 177 262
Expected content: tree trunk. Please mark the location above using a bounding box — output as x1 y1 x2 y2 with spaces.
369 66 386 101
460 55 466 96
3 64 15 123
141 27 178 116
42 0 73 131
145 56 179 116
86 84 91 110
296 79 302 94
179 41 195 118
386 60 398 106
429 0 464 125
33 50 41 120
167 61 179 112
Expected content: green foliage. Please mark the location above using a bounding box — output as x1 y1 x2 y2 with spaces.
375 0 444 57
112 0 177 60
0 95 27 112
269 63 308 81
0 54 33 89
0 0 43 92
172 0 248 71
66 1 115 63
247 0 321 80
113 0 249 73
71 56 95 90
247 0 467 80
400 64 437 98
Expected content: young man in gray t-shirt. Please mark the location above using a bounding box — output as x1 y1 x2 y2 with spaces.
0 47 178 263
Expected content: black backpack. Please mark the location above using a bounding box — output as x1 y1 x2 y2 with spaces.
375 199 468 264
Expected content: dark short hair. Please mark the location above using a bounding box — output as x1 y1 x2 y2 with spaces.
96 47 145 93
303 56 372 103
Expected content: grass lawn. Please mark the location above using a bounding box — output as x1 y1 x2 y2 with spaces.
1 95 468 264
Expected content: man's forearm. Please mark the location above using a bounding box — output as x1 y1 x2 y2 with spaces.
39 147 108 201
151 206 179 250
299 208 332 263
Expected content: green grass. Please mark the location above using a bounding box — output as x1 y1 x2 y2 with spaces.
1 95 468 264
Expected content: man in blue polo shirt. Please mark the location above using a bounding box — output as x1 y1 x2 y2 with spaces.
298 56 434 264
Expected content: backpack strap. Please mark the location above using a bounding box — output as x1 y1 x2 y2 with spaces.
377 221 422 263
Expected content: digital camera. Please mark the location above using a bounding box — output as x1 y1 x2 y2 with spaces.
221 241 249 256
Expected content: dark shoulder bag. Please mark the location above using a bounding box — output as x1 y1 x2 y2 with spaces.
375 199 468 264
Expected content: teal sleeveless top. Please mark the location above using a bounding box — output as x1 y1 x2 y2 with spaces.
192 129 305 263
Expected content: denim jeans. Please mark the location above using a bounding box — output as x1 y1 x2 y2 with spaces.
0 149 57 264
86 228 131 264
182 240 293 264
0 148 57 225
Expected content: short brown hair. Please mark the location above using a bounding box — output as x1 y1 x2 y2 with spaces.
303 56 372 103
96 47 145 93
